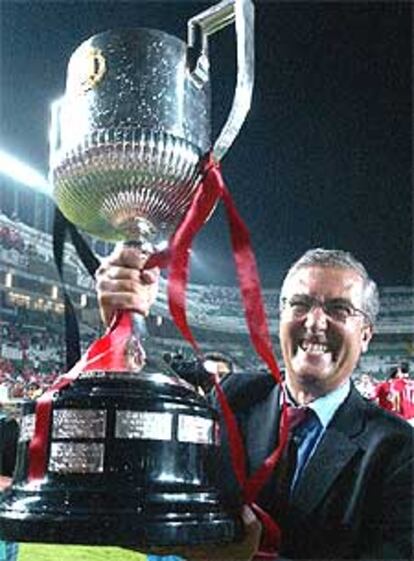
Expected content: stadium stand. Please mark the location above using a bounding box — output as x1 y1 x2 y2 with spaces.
0 180 413 399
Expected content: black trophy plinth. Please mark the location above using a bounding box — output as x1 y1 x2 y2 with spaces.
0 372 242 546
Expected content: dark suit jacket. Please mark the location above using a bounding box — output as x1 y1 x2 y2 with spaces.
216 373 413 560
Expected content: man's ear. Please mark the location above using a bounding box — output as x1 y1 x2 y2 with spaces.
361 324 373 353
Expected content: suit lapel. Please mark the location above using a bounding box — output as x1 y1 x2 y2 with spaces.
291 428 359 514
291 386 366 515
245 384 281 473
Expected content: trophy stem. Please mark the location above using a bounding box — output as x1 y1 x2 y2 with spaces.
122 239 154 372
124 311 148 372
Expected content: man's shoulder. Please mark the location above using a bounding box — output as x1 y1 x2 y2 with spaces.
352 388 414 441
366 397 413 431
218 371 279 411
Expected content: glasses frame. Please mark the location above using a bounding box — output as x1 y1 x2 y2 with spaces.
280 295 372 325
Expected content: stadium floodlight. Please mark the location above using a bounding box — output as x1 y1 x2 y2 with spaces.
0 148 52 197
5 272 13 288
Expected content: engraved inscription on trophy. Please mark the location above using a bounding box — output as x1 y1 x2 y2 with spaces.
52 409 107 439
177 415 215 445
115 411 173 441
49 442 105 474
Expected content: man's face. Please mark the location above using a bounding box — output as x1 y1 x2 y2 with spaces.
279 266 373 398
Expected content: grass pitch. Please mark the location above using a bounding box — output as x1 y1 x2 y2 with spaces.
18 544 147 561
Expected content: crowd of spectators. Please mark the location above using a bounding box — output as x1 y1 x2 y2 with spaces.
0 322 65 401
0 356 57 401
1 316 414 415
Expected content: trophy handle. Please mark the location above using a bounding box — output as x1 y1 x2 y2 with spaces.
188 0 255 162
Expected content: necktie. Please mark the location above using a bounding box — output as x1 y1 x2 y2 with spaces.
272 406 312 518
286 405 311 431
284 406 312 487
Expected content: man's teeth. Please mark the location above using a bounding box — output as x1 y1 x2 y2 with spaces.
301 342 329 353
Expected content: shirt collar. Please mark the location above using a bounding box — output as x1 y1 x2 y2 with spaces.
306 380 351 429
283 379 351 429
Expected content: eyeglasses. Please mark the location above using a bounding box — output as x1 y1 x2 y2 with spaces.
281 295 371 324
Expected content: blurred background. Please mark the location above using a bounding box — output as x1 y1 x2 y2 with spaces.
0 0 412 400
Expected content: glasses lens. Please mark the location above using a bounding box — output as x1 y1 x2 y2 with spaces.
285 297 365 322
288 297 312 317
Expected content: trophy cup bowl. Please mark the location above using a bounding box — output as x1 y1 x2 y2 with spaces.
0 0 254 547
52 26 210 244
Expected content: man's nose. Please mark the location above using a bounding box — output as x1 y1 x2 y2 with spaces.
304 304 329 329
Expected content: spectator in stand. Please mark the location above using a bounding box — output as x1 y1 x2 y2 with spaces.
390 363 409 410
202 352 234 380
9 382 24 400
199 352 235 393
375 366 398 413
385 362 413 423
375 362 413 421
354 371 377 399
26 381 42 400
164 351 235 396
395 363 414 423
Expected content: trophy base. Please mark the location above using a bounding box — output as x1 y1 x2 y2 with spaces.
0 497 240 546
0 372 242 546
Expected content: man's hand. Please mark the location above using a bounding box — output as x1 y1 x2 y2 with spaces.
95 244 160 326
144 506 262 561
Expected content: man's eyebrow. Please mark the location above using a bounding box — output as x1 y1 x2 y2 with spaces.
287 295 355 305
326 297 353 305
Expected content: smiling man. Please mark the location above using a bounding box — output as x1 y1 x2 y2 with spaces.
96 247 413 560
279 250 375 403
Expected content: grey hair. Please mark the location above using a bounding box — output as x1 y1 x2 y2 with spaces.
279 248 380 325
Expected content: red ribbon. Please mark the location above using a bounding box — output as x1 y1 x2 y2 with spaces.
165 157 222 353
163 154 288 553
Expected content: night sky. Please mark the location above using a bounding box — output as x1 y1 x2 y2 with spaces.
1 1 412 288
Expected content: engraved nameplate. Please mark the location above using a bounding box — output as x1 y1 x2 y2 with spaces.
49 442 105 473
52 409 107 439
115 411 172 441
177 415 215 445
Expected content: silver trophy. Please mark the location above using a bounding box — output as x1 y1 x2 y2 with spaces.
50 0 254 244
0 0 254 547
